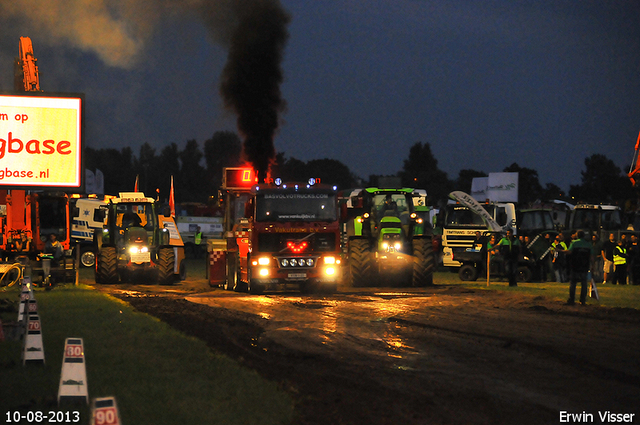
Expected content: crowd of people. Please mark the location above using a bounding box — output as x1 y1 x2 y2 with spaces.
545 231 640 287
473 228 640 306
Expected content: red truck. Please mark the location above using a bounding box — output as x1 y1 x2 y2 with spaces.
208 168 341 294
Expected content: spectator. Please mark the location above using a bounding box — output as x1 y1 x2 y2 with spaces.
472 231 484 251
45 233 63 261
486 234 501 276
565 230 592 305
601 233 616 284
629 235 640 285
497 229 520 287
591 233 603 283
194 226 204 258
552 234 568 283
613 239 628 285
15 232 31 253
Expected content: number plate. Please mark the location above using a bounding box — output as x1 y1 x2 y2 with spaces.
131 252 151 263
287 272 307 280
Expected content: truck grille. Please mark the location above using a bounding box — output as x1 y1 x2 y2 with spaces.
258 232 336 252
276 257 317 269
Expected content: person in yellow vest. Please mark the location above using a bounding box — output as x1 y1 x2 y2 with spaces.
613 239 628 285
194 226 203 258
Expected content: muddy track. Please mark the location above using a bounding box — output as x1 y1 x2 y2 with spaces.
111 286 640 425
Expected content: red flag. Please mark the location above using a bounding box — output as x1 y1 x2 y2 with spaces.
134 175 139 192
169 175 175 217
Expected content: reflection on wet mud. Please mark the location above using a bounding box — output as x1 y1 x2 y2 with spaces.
186 291 430 364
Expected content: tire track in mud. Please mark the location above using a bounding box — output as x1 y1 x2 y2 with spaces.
388 315 640 388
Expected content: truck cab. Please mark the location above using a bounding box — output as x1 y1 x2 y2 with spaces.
438 201 516 268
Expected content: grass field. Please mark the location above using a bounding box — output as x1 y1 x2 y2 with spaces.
433 269 640 309
0 282 293 425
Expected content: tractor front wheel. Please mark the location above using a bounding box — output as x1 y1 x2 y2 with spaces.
156 248 175 285
412 238 435 286
96 247 118 284
348 239 373 287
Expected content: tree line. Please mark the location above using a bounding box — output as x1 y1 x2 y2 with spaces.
85 132 635 208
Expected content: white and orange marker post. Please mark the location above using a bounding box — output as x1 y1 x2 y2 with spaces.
17 277 33 323
90 397 121 425
58 337 89 404
22 313 45 364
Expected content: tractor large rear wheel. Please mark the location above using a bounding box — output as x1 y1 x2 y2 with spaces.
412 238 435 286
96 247 118 284
156 248 175 285
348 239 373 287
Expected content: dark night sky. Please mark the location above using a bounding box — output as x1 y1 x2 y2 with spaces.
1 0 638 192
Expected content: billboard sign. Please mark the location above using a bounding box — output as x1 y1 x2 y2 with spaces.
0 93 83 188
471 172 519 203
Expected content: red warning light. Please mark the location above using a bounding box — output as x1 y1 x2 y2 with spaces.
223 167 257 190
287 241 308 253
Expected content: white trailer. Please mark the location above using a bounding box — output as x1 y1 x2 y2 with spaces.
71 197 107 267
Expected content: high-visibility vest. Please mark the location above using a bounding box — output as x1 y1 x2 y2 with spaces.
614 246 627 266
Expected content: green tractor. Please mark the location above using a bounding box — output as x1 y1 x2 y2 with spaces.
342 187 435 286
93 192 179 285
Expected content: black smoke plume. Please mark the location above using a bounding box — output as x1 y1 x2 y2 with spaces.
1 0 290 182
206 0 290 183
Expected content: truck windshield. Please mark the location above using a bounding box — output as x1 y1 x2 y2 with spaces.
256 192 337 222
572 208 622 230
444 204 509 227
519 210 555 232
445 205 486 226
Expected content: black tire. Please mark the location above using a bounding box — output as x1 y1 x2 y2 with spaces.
321 283 338 294
96 247 118 284
517 266 533 282
348 238 373 287
178 259 187 281
248 280 264 294
458 264 479 281
156 248 175 285
224 254 237 291
412 238 435 286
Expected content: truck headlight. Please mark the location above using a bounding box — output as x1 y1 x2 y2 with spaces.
325 267 336 276
259 268 269 277
323 256 336 264
258 257 270 266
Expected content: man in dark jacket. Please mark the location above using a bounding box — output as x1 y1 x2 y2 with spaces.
565 230 592 305
497 228 520 287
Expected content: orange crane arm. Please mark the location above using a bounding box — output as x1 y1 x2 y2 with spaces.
14 36 41 92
